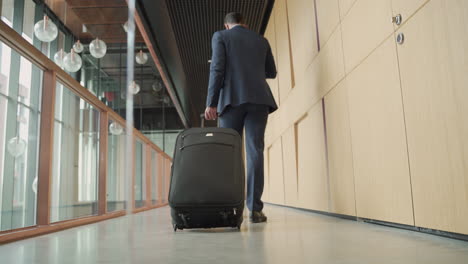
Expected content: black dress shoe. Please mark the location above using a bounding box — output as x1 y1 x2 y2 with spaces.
250 211 267 223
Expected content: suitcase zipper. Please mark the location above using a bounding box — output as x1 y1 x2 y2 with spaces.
179 142 234 151
180 134 187 149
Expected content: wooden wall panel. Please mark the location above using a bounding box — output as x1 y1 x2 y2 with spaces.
338 0 357 19
275 0 295 102
264 11 280 105
264 26 345 148
285 0 318 86
316 0 340 48
391 0 429 22
268 139 285 205
347 37 413 225
324 80 356 216
396 0 468 234
262 147 270 202
341 0 394 73
315 26 346 96
281 126 298 207
296 102 329 211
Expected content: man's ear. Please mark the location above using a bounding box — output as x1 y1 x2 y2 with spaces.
224 24 229 30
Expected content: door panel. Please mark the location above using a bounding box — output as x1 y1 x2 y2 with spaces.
297 102 329 211
347 36 414 225
268 139 285 205
324 80 356 216
282 126 298 207
286 0 319 84
316 0 340 48
263 147 270 202
338 0 357 19
341 0 394 73
275 0 295 102
396 0 468 234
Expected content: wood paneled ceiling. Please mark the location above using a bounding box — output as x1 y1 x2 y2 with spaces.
44 0 144 43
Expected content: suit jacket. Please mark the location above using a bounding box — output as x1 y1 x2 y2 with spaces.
206 25 278 115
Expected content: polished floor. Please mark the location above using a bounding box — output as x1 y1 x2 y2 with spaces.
1 205 468 264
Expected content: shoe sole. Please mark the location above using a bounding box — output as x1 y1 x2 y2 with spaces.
250 219 267 223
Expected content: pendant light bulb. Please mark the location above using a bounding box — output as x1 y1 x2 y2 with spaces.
135 50 148 65
63 49 82 72
152 81 163 92
73 40 84 53
7 137 27 157
32 177 38 194
34 15 58 42
54 49 68 68
89 37 107 59
128 81 140 95
123 21 129 33
109 122 123 135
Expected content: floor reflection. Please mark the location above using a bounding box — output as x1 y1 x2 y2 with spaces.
0 206 468 264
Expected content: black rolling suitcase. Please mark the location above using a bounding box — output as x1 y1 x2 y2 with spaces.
169 116 245 231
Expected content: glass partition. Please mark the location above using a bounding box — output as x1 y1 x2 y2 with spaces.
51 82 100 222
0 40 43 231
0 0 175 242
134 140 146 208
107 120 126 212
151 150 158 205
143 129 182 158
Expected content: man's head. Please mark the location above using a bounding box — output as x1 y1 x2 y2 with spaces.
224 12 245 30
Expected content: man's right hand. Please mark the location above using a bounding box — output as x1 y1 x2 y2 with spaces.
204 107 218 120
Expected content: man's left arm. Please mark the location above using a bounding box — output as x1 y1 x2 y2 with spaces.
265 41 277 79
206 32 226 107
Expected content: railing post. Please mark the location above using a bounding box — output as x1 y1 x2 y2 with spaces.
37 70 56 226
131 138 136 211
98 111 109 215
165 158 171 204
145 145 151 208
157 153 164 205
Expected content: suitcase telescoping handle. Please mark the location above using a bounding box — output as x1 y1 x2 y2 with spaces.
200 113 206 128
200 113 219 128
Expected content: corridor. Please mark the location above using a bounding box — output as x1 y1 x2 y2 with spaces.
1 205 467 264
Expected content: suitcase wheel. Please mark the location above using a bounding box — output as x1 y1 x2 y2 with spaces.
173 224 178 232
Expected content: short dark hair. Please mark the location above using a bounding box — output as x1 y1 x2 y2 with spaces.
224 12 244 24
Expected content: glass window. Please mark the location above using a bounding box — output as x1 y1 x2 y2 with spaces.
51 82 100 222
1 0 14 27
143 130 182 158
0 41 42 231
107 120 126 212
21 0 36 44
164 130 181 158
151 150 158 205
134 140 145 208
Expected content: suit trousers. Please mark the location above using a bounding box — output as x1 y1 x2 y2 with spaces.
219 103 269 212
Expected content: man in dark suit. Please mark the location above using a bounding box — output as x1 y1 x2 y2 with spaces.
205 12 278 223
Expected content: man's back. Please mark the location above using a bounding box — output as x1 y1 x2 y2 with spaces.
206 26 278 115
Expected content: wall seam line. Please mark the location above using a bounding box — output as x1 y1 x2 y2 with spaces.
391 1 417 227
